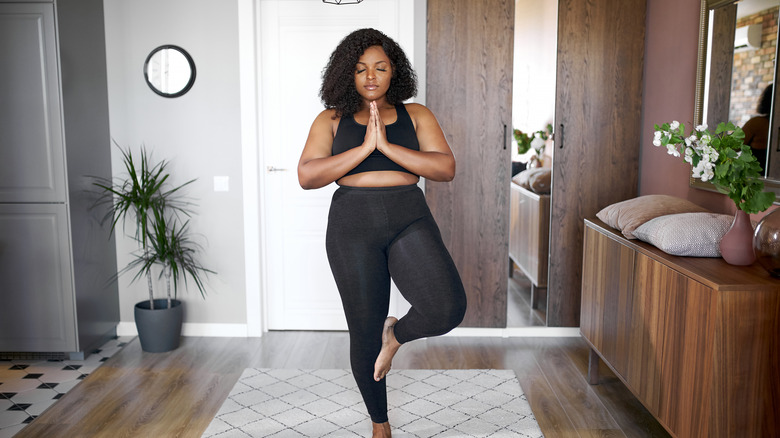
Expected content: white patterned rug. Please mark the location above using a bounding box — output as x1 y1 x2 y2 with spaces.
203 369 543 438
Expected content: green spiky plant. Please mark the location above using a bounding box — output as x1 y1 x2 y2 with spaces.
93 144 213 309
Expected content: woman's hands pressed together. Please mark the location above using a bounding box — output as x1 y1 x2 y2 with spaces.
372 101 391 153
363 100 389 154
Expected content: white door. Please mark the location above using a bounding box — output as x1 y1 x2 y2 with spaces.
260 0 417 330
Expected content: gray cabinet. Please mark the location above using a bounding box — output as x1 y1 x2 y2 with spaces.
0 204 76 352
0 3 67 203
0 0 119 357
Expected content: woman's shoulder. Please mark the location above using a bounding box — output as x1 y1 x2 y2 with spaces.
315 108 340 121
403 102 429 113
744 115 769 125
314 108 341 124
743 115 769 133
403 102 437 122
311 108 341 137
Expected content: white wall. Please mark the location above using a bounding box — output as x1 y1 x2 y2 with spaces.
103 0 247 331
512 0 558 162
103 0 427 335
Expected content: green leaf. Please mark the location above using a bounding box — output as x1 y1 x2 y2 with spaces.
91 141 213 300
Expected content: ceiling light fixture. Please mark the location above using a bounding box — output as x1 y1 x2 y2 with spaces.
322 0 363 4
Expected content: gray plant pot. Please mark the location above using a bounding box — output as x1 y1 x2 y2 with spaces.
134 299 183 353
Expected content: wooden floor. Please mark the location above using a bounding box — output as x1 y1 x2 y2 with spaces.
17 332 671 437
507 266 547 327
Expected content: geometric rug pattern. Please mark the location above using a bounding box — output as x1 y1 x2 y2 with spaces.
203 369 544 437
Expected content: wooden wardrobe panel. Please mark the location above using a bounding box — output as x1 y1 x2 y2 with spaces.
548 0 646 327
705 4 737 127
426 0 514 327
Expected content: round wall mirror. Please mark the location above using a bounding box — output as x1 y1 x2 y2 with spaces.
143 45 196 98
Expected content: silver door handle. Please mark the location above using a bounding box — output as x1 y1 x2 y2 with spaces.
267 166 288 172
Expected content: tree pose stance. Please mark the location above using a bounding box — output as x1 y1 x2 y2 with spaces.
298 28 467 438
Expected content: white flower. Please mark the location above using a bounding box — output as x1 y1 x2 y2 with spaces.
530 136 545 151
696 123 708 132
666 144 680 157
684 147 694 164
653 131 663 146
701 146 718 161
692 160 714 180
670 121 680 130
701 166 714 181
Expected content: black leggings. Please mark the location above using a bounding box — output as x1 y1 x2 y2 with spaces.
325 184 467 424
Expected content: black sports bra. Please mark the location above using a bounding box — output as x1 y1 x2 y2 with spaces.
331 104 420 176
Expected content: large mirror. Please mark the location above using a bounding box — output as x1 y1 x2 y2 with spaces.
695 0 780 197
143 45 196 98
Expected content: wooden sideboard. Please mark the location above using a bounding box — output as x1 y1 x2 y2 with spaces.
581 219 780 438
508 182 549 310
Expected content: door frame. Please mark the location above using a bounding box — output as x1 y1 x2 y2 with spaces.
237 0 427 335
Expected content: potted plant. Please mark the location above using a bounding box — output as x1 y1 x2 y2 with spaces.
653 121 776 264
514 123 553 167
93 145 213 352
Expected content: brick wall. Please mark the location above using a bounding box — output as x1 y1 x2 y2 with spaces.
731 7 778 125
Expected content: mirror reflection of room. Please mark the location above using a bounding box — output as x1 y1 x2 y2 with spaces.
708 0 780 178
730 0 779 175
507 0 557 328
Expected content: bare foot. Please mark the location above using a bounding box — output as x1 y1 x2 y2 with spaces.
374 317 401 381
372 421 392 437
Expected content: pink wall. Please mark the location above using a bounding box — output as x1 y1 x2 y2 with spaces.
640 0 738 215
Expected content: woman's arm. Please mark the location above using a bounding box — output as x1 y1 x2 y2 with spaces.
297 109 375 189
375 102 455 182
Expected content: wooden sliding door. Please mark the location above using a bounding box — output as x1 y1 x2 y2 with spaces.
426 0 514 327
548 0 646 326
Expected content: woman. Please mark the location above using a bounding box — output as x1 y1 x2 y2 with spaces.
298 28 467 438
742 83 772 172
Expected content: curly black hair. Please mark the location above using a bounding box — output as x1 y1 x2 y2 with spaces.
757 84 773 116
320 28 417 117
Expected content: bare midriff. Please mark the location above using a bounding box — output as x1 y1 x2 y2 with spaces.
337 170 419 187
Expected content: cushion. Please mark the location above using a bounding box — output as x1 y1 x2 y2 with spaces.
511 168 533 188
528 169 551 194
633 212 734 257
596 195 709 239
511 168 551 194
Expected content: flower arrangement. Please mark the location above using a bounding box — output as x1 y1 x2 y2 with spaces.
514 124 553 157
653 121 775 213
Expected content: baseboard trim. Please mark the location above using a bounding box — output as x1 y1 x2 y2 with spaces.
117 322 250 337
448 327 581 337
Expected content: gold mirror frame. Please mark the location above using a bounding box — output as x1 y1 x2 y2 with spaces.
692 0 780 202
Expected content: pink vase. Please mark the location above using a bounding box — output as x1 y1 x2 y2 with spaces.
719 209 756 265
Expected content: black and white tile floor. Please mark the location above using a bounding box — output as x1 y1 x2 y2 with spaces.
0 336 133 438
